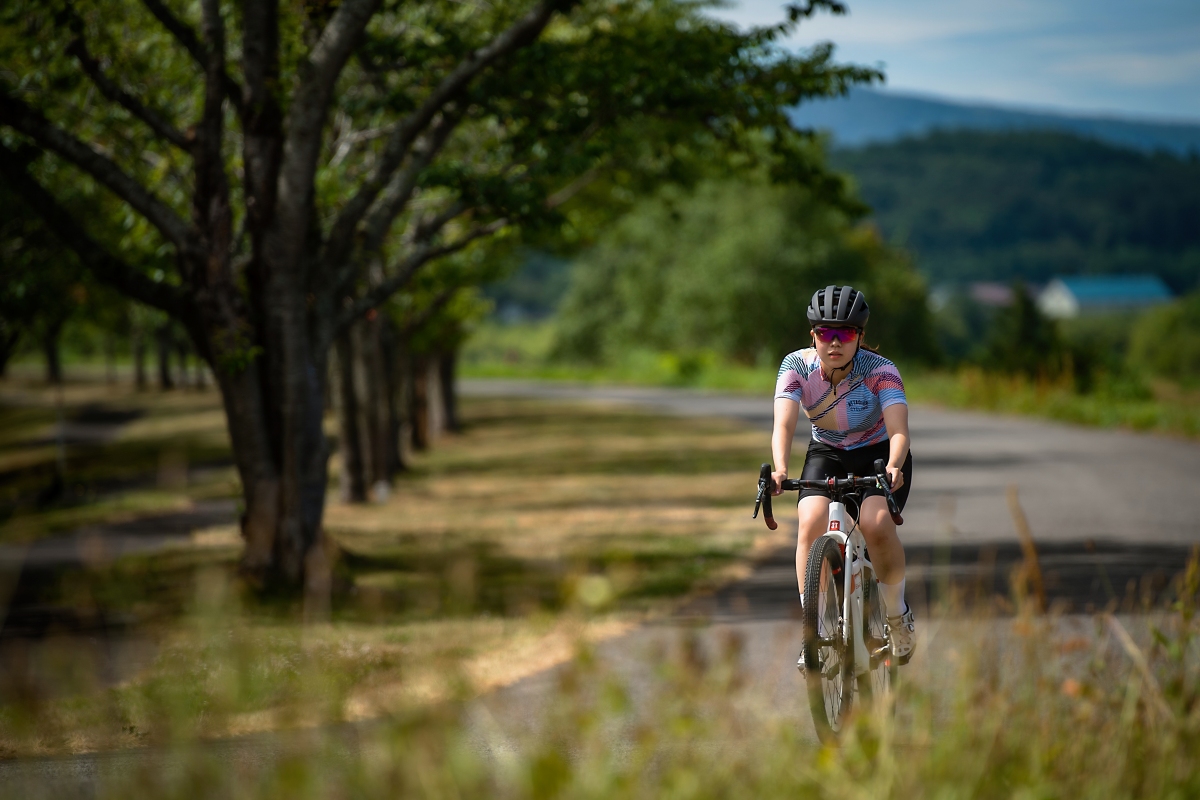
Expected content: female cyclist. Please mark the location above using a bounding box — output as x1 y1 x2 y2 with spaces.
771 285 916 670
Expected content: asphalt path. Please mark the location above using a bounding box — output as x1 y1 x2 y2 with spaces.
461 378 1200 550
4 379 1199 792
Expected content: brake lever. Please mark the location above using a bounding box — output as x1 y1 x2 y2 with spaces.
754 463 778 530
873 458 904 526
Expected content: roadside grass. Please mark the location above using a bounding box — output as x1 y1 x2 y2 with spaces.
461 321 1200 438
904 368 1200 437
9 596 1200 798
0 371 238 542
0 373 781 756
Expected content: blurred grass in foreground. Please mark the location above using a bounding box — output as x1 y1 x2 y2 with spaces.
462 322 1200 438
7 570 1200 798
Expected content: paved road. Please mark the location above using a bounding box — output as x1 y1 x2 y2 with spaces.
461 379 1200 549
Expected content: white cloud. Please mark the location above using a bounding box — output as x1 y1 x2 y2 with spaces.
703 0 1200 119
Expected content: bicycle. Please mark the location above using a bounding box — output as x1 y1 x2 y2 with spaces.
752 458 905 742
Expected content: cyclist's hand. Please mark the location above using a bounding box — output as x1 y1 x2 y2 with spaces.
771 470 787 496
885 465 904 491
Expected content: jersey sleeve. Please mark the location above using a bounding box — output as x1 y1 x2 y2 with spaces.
774 351 806 402
866 360 907 409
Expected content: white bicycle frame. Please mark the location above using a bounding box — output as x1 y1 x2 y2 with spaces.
820 500 874 679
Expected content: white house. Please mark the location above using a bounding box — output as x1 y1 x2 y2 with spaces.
1037 275 1172 319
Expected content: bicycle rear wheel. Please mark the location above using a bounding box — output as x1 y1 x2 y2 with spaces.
859 566 898 703
802 535 853 743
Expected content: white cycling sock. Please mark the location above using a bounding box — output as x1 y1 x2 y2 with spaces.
879 578 908 617
799 593 805 609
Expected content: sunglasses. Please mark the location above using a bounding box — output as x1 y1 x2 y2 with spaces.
813 326 861 344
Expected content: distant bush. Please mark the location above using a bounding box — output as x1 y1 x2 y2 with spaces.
553 178 938 368
1128 291 1200 387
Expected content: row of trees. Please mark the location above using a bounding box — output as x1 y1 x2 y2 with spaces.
553 173 938 369
1 0 878 590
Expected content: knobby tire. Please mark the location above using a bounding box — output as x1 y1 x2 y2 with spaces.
802 535 853 743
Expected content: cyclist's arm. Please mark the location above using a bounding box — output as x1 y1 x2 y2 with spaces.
882 403 910 491
771 397 800 495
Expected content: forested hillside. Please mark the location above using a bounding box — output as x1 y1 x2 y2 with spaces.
790 88 1200 155
833 130 1200 292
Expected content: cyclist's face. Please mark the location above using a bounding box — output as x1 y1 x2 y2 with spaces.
812 326 860 369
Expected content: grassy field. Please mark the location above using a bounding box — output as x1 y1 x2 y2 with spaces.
0 370 784 757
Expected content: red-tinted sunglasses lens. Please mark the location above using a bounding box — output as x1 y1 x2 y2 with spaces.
814 326 859 344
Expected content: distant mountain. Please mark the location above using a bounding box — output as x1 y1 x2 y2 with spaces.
831 129 1200 293
789 88 1200 156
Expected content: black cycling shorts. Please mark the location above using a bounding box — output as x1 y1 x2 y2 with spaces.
797 438 913 516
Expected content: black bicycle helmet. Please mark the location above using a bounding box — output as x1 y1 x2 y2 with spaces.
806 285 869 328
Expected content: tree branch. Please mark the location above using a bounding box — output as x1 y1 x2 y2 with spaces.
400 287 457 336
138 0 245 118
331 198 469 300
0 91 194 250
0 142 186 317
272 0 380 255
325 104 466 271
334 217 507 335
545 162 605 209
326 0 576 260
61 14 191 151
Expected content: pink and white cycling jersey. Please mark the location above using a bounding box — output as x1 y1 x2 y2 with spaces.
774 348 907 449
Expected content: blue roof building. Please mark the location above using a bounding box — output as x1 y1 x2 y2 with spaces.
1037 275 1173 319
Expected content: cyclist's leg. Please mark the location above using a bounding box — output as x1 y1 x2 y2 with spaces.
858 495 905 586
857 446 913 606
860 497 916 663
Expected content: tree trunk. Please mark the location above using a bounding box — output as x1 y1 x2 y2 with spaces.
409 353 430 452
334 331 367 503
42 318 64 384
155 324 174 390
0 329 19 378
426 356 445 443
381 319 405 475
104 335 117 384
358 315 394 498
177 340 191 389
132 330 147 390
438 349 459 433
210 326 330 591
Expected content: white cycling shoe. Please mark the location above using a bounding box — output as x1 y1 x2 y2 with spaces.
887 608 917 666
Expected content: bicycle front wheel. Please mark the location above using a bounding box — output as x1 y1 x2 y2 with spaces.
802 534 853 743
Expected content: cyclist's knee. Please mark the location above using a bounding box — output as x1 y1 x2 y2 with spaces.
797 497 828 541
858 498 896 542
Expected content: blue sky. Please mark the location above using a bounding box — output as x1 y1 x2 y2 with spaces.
704 0 1200 122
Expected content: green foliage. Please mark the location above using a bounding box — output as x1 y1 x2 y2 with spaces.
981 285 1063 377
1128 291 1200 388
834 130 1200 292
553 175 937 367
